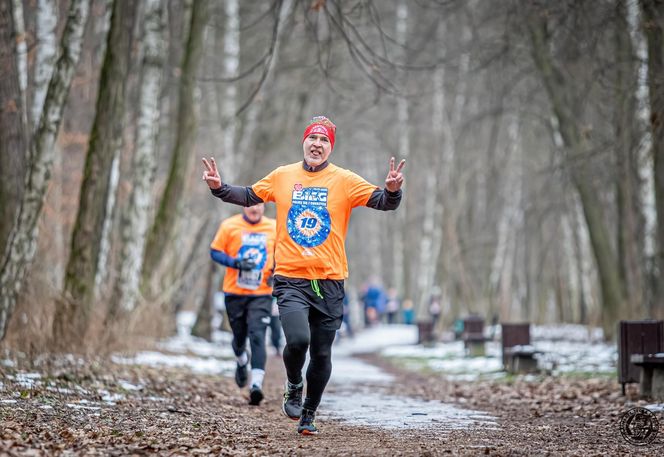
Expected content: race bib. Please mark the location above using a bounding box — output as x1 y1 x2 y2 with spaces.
286 186 331 248
236 232 268 290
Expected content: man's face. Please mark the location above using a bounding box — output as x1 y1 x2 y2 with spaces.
243 203 264 222
303 133 332 167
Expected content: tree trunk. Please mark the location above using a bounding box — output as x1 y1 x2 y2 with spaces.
641 0 664 318
527 11 626 339
0 0 91 342
615 0 645 318
191 261 214 341
0 0 27 255
142 0 208 292
11 0 27 131
110 0 166 316
57 0 134 343
393 1 409 301
31 0 59 131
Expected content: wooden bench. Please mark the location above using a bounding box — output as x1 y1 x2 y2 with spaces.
501 323 540 374
504 345 540 374
618 320 664 395
462 316 488 357
416 321 436 346
630 353 664 401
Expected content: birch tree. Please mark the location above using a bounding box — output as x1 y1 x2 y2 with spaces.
0 0 91 341
31 0 59 130
614 0 645 316
0 0 27 254
526 4 626 338
640 0 664 318
57 0 135 342
392 1 410 301
110 0 166 316
142 0 208 292
11 0 27 130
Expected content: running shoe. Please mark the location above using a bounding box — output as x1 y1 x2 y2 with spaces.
249 385 264 406
297 408 318 435
235 363 248 388
282 381 303 420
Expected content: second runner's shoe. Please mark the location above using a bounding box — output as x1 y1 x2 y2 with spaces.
249 384 264 405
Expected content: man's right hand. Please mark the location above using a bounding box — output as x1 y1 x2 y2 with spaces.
234 258 257 271
202 157 222 189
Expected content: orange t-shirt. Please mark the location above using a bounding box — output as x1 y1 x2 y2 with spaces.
210 214 276 295
251 162 378 280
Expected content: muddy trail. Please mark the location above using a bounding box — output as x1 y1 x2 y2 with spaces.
1 350 663 456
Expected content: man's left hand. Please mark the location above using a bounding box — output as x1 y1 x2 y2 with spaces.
385 157 406 192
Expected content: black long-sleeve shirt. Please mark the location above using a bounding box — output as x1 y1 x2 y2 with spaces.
210 160 402 211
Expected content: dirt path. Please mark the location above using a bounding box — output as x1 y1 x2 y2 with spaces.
1 353 663 456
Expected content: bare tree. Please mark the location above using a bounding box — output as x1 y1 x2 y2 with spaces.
141 0 209 293
31 0 59 130
525 3 626 338
56 0 135 343
641 0 664 318
0 0 91 341
0 0 27 254
110 0 166 316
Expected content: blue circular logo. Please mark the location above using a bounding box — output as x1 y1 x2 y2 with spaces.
287 205 331 248
237 244 267 269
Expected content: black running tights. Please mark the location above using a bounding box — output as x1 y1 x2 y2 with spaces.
280 311 336 411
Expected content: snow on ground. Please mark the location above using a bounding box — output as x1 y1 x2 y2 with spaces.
333 324 418 356
110 310 236 376
376 324 617 380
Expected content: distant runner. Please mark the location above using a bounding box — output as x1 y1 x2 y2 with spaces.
210 204 276 406
203 115 405 434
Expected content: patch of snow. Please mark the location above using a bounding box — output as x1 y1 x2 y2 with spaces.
157 336 234 359
9 372 42 388
334 325 418 356
112 352 235 376
98 389 125 403
66 402 101 410
1 359 16 367
330 356 394 384
45 386 77 394
377 324 616 377
117 380 143 391
0 399 17 404
645 403 664 413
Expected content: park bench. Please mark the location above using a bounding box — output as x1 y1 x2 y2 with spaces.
416 320 436 345
501 323 540 374
630 353 664 401
462 315 488 357
618 320 664 395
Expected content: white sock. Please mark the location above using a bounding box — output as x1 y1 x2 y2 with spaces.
251 369 265 388
237 351 248 366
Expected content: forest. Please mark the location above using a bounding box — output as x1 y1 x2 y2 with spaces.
1 0 663 351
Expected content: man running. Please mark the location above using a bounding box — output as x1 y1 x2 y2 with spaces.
203 116 405 435
210 203 276 406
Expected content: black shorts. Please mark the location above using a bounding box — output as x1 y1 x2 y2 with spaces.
225 295 273 332
272 275 345 331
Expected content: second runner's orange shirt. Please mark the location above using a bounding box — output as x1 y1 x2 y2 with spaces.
210 214 276 295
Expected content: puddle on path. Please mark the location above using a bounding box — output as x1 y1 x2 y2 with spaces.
321 388 497 430
322 355 497 431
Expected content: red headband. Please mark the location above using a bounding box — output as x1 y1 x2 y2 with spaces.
302 117 336 150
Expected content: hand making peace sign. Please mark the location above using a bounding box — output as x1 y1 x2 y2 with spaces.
384 157 406 192
202 157 222 190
